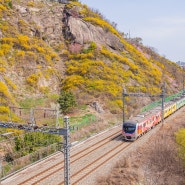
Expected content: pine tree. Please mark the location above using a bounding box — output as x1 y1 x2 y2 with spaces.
57 91 76 114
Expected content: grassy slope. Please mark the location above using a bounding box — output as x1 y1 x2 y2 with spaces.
0 0 184 123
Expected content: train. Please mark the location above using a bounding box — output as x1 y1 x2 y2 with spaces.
122 93 185 141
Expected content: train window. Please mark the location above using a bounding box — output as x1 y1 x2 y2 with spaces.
123 125 136 133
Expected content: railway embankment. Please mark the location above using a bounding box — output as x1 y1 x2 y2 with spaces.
1 107 185 185
96 106 185 185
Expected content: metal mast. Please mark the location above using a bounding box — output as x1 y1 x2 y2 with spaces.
161 83 165 124
63 116 70 185
122 86 165 124
122 88 127 123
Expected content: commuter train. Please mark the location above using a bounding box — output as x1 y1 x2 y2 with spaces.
122 93 185 141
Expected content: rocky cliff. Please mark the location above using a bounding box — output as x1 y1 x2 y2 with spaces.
0 0 184 122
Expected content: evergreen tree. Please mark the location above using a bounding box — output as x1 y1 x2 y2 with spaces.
57 91 76 114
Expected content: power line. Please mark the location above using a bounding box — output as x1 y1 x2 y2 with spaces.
122 84 166 124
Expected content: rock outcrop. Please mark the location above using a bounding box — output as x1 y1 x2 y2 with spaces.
62 5 124 51
15 2 124 51
68 17 124 51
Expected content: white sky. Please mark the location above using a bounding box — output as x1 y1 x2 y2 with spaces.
79 0 185 62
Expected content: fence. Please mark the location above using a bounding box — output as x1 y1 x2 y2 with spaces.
9 107 59 127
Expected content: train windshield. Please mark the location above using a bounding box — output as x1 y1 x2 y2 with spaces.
123 123 136 133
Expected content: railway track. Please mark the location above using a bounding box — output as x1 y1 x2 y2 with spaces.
1 126 121 185
1 106 181 185
69 124 162 185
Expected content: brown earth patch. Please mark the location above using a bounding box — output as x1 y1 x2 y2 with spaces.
97 108 185 185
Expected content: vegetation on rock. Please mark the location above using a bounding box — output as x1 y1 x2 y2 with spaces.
0 0 184 180
0 0 183 118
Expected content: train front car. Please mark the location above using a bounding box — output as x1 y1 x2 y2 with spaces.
122 121 138 141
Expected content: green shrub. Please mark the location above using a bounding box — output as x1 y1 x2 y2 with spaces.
58 91 77 114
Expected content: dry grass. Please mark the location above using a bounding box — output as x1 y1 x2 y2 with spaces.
71 118 114 142
97 109 185 185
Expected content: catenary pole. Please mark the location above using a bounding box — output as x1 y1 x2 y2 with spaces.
161 83 165 124
122 86 165 124
122 88 127 123
63 116 70 185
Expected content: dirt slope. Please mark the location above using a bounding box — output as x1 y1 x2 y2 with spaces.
97 107 185 185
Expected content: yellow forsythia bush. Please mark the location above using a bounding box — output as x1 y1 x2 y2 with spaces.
17 35 30 49
0 106 10 114
0 81 9 97
83 17 120 37
26 74 39 86
4 77 17 90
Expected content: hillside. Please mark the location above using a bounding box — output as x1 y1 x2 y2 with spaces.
0 0 184 125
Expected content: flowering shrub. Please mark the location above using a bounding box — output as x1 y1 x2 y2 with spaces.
84 17 120 37
0 106 9 114
26 74 40 87
4 76 17 90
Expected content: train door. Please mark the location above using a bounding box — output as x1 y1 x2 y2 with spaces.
137 122 143 136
